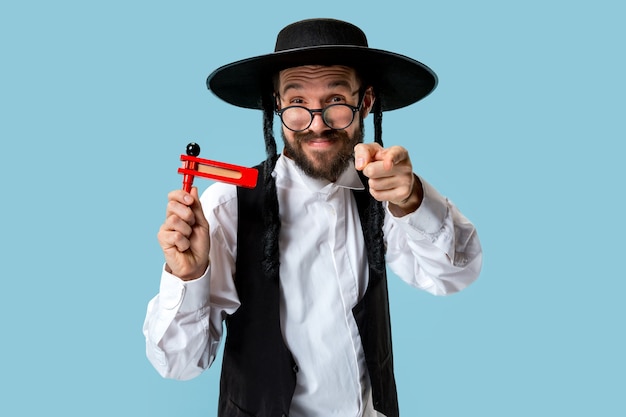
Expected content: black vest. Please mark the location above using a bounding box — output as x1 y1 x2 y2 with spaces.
218 164 399 417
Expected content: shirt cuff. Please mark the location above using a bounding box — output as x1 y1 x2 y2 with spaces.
387 177 448 236
159 263 211 313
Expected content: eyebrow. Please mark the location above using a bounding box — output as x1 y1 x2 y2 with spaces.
280 80 354 95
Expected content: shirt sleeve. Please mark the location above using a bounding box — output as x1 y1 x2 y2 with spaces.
143 266 214 380
143 183 241 380
383 177 483 295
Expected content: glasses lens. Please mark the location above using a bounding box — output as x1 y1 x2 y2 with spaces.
323 105 355 130
279 104 357 131
281 107 312 131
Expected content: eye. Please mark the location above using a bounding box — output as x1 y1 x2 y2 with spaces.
328 96 345 104
288 97 305 105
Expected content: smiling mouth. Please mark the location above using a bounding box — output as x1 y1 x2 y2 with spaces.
302 137 338 149
306 137 334 143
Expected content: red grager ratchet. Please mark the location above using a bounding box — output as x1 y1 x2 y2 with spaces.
178 142 258 191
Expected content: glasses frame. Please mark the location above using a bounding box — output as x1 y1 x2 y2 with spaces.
275 89 365 132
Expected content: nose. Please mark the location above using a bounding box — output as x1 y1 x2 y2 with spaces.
308 109 327 131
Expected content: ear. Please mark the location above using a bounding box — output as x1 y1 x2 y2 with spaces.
360 86 375 119
273 92 281 111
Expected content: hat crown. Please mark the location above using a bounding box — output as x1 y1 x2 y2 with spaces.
274 18 368 52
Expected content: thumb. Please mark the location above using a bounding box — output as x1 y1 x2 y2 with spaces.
354 143 382 170
189 187 208 223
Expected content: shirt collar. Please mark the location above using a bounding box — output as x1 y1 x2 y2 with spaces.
275 154 365 192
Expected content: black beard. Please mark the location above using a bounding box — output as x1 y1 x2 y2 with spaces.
282 123 364 182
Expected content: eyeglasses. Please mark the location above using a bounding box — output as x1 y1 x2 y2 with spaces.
275 91 364 132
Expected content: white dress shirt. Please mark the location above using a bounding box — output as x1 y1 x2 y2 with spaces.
144 155 482 417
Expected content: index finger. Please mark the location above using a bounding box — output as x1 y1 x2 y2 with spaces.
379 146 410 171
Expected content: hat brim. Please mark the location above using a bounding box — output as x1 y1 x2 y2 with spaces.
206 45 438 111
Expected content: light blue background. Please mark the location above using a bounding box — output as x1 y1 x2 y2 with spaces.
1 0 624 415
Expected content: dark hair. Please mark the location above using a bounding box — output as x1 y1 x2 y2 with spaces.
367 93 386 273
260 93 281 278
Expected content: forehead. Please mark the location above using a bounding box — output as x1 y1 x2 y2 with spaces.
277 65 359 94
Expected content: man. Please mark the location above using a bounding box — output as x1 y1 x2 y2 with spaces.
144 18 482 417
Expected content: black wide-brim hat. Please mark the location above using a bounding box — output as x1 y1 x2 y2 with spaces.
206 18 438 111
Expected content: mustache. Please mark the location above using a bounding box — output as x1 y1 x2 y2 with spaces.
294 129 350 144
